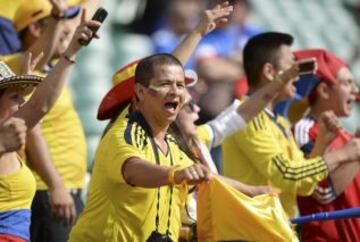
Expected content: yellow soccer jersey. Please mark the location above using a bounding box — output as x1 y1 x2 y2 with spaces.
69 108 193 242
36 86 87 189
222 109 328 218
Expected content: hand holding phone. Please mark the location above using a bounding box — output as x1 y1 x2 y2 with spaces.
298 58 317 76
79 7 108 46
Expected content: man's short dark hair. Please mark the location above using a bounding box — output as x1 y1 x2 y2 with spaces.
135 53 183 87
243 32 294 87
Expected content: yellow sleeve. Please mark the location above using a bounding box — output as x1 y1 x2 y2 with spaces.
103 118 147 184
196 124 212 149
235 117 328 196
106 143 145 184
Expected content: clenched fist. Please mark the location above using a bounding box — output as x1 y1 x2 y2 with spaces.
0 117 27 155
174 164 211 185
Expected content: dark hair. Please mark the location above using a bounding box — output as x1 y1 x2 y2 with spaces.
169 122 199 162
134 53 183 87
243 32 294 87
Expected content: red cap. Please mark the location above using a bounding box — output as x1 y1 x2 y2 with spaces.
284 49 347 123
97 60 197 120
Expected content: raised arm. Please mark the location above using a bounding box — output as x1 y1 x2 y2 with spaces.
14 10 101 129
172 1 233 65
79 0 101 20
59 0 101 39
208 64 300 147
23 0 70 70
237 64 300 122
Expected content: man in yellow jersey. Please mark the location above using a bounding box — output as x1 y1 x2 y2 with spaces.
1 1 89 242
69 3 234 241
222 32 360 218
69 53 212 242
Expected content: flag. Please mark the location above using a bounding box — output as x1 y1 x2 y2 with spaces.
197 176 298 242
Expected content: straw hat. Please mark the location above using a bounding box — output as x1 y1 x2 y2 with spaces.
0 61 43 91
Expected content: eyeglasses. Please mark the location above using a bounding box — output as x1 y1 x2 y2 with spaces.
182 99 196 113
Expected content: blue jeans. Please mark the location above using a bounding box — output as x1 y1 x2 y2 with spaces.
30 190 83 242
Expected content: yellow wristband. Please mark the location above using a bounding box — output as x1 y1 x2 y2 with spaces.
168 165 181 185
167 165 190 206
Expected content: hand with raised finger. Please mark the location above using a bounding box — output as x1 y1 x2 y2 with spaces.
0 117 27 155
195 1 234 36
49 185 77 226
63 9 101 58
50 0 68 19
22 52 44 75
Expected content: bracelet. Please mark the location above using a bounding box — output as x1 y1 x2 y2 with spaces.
51 9 65 19
168 165 183 185
62 54 76 64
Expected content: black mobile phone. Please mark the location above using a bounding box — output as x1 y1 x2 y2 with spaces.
298 58 317 75
79 7 108 46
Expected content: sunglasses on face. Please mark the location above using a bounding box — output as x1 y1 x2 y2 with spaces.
182 99 196 113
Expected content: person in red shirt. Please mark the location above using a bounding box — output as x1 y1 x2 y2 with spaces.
291 49 360 241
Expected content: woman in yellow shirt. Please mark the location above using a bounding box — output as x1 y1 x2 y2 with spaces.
0 15 101 242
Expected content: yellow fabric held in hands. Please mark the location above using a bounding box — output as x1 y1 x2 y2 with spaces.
197 176 299 242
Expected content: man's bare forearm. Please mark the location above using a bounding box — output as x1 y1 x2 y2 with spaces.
123 158 171 188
